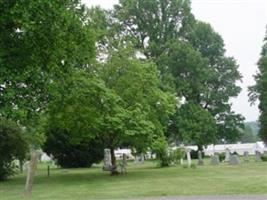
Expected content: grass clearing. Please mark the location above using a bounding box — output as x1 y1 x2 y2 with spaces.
0 158 267 200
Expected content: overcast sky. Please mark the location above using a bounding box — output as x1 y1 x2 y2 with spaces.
82 0 267 122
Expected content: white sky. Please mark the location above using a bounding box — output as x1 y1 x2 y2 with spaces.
82 0 267 122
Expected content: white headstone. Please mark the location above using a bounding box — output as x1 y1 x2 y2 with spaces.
210 155 220 165
243 151 249 162
134 154 144 165
186 148 192 167
255 151 262 162
103 149 112 171
225 148 231 162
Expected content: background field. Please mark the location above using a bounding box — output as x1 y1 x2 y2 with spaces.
0 158 267 200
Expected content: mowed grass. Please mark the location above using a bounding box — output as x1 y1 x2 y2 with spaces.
0 158 267 200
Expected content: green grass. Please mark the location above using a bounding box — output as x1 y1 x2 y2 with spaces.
0 158 267 200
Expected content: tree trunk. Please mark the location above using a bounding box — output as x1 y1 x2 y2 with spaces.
197 145 204 165
110 148 118 175
197 145 203 152
19 159 24 173
24 150 39 196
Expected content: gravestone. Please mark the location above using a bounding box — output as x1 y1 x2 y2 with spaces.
198 150 204 165
229 155 240 165
243 151 249 162
118 154 127 174
225 148 231 162
186 148 192 167
134 156 138 164
210 154 220 165
103 149 112 171
134 154 144 164
255 151 262 162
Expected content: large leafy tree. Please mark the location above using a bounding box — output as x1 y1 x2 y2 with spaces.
112 0 244 147
0 0 95 130
249 28 267 144
46 49 175 174
0 0 95 192
97 49 175 157
45 70 124 175
187 21 244 140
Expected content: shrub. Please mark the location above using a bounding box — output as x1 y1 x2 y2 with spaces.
151 138 171 167
169 148 185 165
190 150 204 159
0 118 28 181
261 154 267 162
43 129 104 168
232 151 239 155
218 152 225 162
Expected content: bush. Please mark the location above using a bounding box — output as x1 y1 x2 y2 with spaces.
261 154 267 162
43 129 104 168
151 138 171 167
190 150 204 159
0 118 28 181
151 142 186 167
218 152 225 162
232 151 239 155
169 148 185 165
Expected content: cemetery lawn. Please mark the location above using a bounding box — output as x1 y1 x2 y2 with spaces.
1 159 267 200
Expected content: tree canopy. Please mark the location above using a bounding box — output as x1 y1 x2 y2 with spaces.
45 48 175 173
111 0 244 147
0 0 95 145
